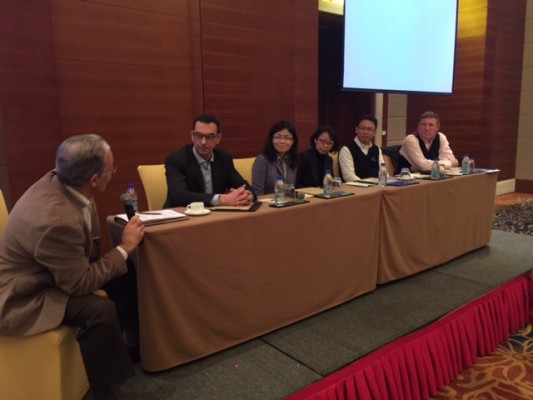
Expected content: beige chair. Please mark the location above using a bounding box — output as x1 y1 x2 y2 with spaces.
0 189 106 400
0 295 108 400
330 152 340 178
0 326 89 400
0 290 107 400
383 154 395 177
137 164 167 211
0 190 9 235
233 157 256 184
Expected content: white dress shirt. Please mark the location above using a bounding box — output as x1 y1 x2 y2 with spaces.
399 132 458 172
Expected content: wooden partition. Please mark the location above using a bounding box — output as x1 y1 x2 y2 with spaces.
0 0 529 253
0 0 318 251
0 2 63 208
407 0 526 181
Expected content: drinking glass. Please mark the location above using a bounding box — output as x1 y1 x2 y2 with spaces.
469 159 475 173
285 184 295 201
332 177 343 193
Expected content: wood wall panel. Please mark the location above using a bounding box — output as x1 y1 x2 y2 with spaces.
200 0 318 157
55 59 193 117
0 0 317 250
407 0 526 181
48 0 203 223
294 1 319 138
53 1 195 68
481 0 526 177
82 0 192 16
0 3 61 207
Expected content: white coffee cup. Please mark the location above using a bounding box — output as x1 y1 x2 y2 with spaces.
449 167 461 174
187 202 205 214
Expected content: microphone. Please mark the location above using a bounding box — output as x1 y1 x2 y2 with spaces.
119 193 144 246
120 193 137 220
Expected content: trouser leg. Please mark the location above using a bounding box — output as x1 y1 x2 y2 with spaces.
102 259 139 334
63 294 135 388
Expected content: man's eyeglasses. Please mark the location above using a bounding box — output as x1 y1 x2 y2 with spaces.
317 138 334 146
101 165 118 175
272 134 294 142
193 132 219 142
357 126 376 132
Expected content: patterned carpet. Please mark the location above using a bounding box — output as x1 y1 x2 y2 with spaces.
433 193 533 399
492 200 533 236
433 324 533 399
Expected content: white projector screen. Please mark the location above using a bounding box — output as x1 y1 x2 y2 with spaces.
343 0 458 94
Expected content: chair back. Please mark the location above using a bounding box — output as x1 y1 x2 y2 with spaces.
330 152 340 178
233 157 256 185
137 165 167 211
0 190 9 235
382 145 401 175
383 154 395 177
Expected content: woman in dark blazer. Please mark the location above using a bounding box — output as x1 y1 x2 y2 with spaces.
296 125 340 188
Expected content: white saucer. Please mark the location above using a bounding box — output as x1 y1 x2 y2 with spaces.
184 209 211 216
447 172 463 176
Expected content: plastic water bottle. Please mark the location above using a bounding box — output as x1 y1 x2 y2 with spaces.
431 160 440 180
378 163 387 187
127 183 138 213
323 169 333 197
274 176 285 206
461 154 471 175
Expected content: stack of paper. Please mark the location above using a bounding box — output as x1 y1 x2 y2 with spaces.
115 209 187 226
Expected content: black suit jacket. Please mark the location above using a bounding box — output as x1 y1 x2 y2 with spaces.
164 144 253 207
296 148 333 188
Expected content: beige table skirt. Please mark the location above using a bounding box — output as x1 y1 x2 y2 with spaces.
377 172 498 283
107 172 497 371
109 187 381 371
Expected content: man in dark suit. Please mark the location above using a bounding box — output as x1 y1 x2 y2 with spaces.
164 113 255 208
0 134 145 400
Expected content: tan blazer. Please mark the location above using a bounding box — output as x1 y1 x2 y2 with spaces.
0 171 127 336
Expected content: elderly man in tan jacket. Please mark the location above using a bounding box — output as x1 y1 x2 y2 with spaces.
0 134 144 400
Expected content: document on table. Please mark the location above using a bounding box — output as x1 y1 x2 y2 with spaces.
411 173 431 179
345 181 375 188
296 187 324 196
209 201 263 212
345 178 380 187
357 177 379 184
115 209 187 225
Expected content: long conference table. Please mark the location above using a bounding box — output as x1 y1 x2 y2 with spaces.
107 171 497 371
